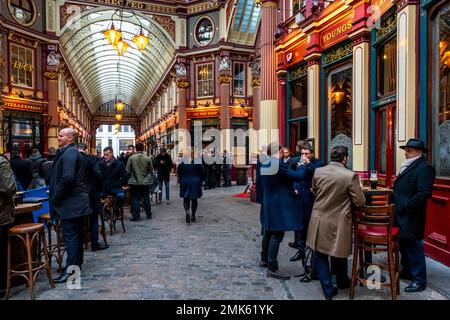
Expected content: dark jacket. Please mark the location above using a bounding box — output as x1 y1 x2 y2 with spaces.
10 155 33 190
99 157 129 195
0 156 16 226
49 144 91 220
153 153 173 181
177 159 206 199
293 158 324 222
27 153 45 179
41 159 54 185
393 157 436 240
260 158 307 232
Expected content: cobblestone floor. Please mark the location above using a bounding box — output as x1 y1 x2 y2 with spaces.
8 177 449 300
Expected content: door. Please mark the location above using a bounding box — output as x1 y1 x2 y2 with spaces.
375 104 396 187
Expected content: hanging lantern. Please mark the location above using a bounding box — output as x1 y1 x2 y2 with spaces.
115 100 125 111
115 37 129 56
115 123 121 130
103 22 122 46
115 113 123 121
133 28 150 51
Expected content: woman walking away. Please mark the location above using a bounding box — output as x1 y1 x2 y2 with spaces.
177 149 206 223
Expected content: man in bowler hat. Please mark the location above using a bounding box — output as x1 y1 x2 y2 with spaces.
393 138 435 292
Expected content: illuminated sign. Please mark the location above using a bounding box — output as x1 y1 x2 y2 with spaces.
320 15 353 49
187 109 220 119
3 98 44 113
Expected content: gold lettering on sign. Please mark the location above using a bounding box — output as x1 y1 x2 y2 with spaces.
12 60 33 72
321 20 353 46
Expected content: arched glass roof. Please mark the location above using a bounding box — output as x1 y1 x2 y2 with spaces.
59 9 176 115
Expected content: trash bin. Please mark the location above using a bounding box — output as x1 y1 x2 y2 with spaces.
235 165 250 185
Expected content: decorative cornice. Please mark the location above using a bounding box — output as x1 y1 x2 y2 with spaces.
395 0 418 12
218 74 232 84
152 15 176 41
187 0 220 14
176 80 189 89
44 71 59 80
276 70 287 80
287 64 308 81
323 42 353 66
376 14 397 41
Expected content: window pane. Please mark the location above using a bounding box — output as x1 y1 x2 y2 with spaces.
290 77 307 119
197 63 213 97
377 37 397 97
378 110 387 173
432 5 450 177
10 44 33 88
233 63 245 96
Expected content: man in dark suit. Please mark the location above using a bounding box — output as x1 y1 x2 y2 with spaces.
290 144 324 262
49 128 91 283
259 142 306 280
393 138 436 293
153 148 173 204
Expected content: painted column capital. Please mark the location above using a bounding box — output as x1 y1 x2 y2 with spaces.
276 69 287 80
306 57 321 67
218 74 232 85
251 78 262 88
176 79 189 89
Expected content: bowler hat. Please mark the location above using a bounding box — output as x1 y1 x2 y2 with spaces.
399 138 429 152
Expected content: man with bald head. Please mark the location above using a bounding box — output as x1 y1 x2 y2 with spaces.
49 128 91 283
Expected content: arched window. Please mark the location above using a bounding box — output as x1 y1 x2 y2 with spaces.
195 17 214 46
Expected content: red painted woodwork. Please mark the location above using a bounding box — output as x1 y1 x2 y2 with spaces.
425 181 450 266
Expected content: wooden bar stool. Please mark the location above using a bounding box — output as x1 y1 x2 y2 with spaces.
38 213 65 274
5 223 55 300
350 204 400 300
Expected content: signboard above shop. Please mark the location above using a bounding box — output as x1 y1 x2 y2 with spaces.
2 97 46 113
320 13 354 49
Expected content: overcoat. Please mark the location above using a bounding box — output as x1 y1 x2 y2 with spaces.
306 162 365 258
0 156 16 226
49 144 91 220
260 158 306 232
177 160 206 199
392 157 435 240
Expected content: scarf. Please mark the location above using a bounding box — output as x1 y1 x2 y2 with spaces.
104 156 116 167
399 156 421 175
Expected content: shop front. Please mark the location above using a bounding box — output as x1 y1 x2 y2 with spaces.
1 96 47 157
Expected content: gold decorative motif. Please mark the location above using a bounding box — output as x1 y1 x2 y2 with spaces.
176 80 189 89
44 71 59 80
152 15 176 41
218 75 232 84
188 0 219 14
251 78 261 88
8 32 38 48
287 64 307 81
376 15 396 41
323 43 353 66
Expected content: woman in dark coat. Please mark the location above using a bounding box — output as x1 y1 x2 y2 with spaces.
177 152 206 223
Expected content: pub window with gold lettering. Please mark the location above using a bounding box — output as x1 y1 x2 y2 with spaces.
10 44 33 88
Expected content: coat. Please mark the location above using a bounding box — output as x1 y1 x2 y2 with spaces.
153 153 173 181
48 144 91 220
392 157 436 240
306 162 366 258
260 158 307 232
0 156 16 227
126 152 153 185
293 158 324 222
10 155 33 190
177 160 206 199
99 157 129 194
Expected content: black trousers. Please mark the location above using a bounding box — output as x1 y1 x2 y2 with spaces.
60 217 84 271
399 238 427 285
261 231 285 271
0 224 12 292
314 251 348 297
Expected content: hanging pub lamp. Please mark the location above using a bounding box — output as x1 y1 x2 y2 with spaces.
133 28 150 51
115 37 129 56
115 100 125 111
103 22 122 46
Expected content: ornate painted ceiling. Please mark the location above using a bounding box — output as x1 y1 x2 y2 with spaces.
59 8 176 115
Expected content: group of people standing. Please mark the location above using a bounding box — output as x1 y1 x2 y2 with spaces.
257 138 435 300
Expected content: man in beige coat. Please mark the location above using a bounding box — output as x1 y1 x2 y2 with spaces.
306 146 365 300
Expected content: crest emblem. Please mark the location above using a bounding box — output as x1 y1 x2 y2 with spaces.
286 52 293 63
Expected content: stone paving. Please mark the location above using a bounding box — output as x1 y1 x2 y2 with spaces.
8 177 449 300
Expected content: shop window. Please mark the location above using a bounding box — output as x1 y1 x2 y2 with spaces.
195 17 214 46
328 64 353 168
8 0 36 26
377 36 397 97
197 63 213 98
10 44 33 88
96 139 102 153
233 62 245 96
289 76 307 119
431 4 450 177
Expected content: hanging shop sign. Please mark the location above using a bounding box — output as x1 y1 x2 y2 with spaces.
187 109 220 119
320 14 353 49
285 40 307 67
2 97 44 113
